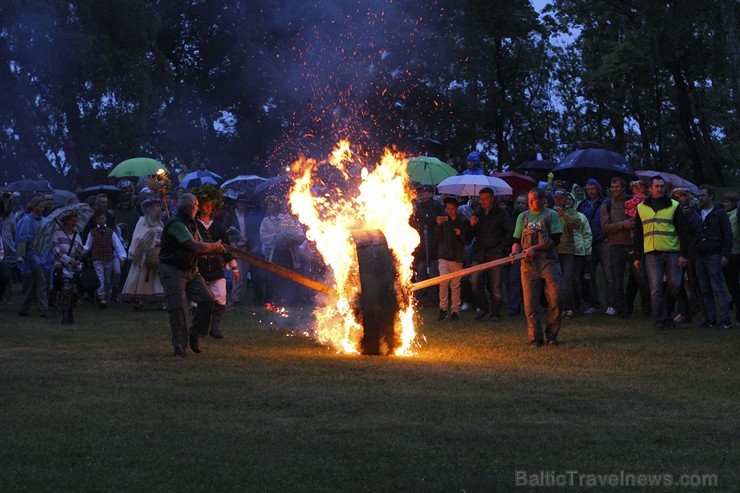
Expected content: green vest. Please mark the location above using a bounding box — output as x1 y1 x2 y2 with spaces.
637 200 680 253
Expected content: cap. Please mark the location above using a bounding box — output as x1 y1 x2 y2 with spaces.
416 184 434 193
554 189 567 196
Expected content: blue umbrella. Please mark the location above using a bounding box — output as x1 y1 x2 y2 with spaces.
552 149 635 187
180 170 223 189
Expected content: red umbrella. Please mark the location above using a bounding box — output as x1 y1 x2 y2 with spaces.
491 171 536 195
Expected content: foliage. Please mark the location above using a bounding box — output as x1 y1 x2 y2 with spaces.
191 182 224 210
0 0 737 187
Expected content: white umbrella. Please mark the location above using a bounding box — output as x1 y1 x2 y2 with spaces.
220 175 266 200
436 175 512 197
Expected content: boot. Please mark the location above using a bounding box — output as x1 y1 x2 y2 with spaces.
209 303 226 338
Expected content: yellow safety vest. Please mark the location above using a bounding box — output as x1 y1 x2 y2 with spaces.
637 200 680 253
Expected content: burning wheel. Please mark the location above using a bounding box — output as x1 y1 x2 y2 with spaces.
351 230 399 356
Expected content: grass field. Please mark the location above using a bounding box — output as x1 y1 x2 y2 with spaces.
1 297 738 492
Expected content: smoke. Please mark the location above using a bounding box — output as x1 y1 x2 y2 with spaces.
235 0 454 167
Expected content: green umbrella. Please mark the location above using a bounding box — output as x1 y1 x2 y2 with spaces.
108 158 165 178
406 156 457 185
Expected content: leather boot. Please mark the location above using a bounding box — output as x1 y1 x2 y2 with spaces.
210 303 225 338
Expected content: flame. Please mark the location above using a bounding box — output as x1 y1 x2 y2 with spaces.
289 140 419 355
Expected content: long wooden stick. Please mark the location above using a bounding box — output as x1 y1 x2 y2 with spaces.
410 253 525 292
225 245 336 297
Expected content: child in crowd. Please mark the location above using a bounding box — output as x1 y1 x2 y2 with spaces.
84 211 126 307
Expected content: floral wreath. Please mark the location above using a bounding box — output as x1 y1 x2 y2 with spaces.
191 183 225 210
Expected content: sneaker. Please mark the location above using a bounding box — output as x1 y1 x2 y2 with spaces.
548 339 558 347
437 309 446 321
583 307 597 315
449 312 459 321
528 340 543 348
698 320 717 328
490 314 501 323
564 310 574 318
721 321 732 330
461 303 470 311
475 309 490 320
673 313 691 323
605 306 617 316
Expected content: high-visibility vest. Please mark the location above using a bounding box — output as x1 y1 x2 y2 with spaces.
637 200 680 253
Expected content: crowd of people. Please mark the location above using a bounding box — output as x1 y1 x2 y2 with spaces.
0 179 312 357
1 159 738 355
412 159 739 347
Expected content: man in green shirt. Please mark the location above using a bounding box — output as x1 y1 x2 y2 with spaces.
159 193 226 357
511 188 566 347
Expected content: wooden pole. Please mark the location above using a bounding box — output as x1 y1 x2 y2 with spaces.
410 253 525 292
225 245 336 297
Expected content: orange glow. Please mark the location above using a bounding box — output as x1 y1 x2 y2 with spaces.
288 140 420 355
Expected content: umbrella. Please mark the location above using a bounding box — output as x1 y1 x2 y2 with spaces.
551 149 635 187
179 169 223 189
406 156 457 185
221 175 267 200
249 175 293 206
77 185 123 208
108 158 165 178
490 171 536 195
31 203 94 255
436 175 513 197
53 189 77 207
635 170 700 195
4 179 53 193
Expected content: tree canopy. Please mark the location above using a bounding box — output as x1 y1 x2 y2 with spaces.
1 0 737 188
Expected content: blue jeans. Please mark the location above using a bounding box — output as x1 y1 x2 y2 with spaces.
508 262 522 315
644 252 682 327
470 252 506 317
609 245 630 315
159 264 215 353
695 253 730 324
587 241 613 309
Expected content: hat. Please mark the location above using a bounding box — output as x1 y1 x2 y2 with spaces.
554 188 567 196
416 184 434 193
466 151 480 164
585 178 602 192
720 191 739 202
630 180 645 189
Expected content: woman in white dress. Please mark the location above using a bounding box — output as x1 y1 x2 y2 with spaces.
122 199 165 310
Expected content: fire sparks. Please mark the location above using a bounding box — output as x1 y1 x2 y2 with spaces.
289 140 419 355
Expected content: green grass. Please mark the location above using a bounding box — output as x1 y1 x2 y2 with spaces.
1 298 738 492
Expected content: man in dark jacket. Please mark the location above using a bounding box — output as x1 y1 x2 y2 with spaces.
578 178 612 314
159 193 225 357
469 187 513 322
434 197 473 321
411 184 444 307
691 185 733 328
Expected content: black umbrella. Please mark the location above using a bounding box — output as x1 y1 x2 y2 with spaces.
249 175 293 206
77 185 123 208
551 149 635 187
4 179 53 193
516 159 556 183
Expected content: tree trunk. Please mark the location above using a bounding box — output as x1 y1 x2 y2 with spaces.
669 64 705 183
718 0 740 114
